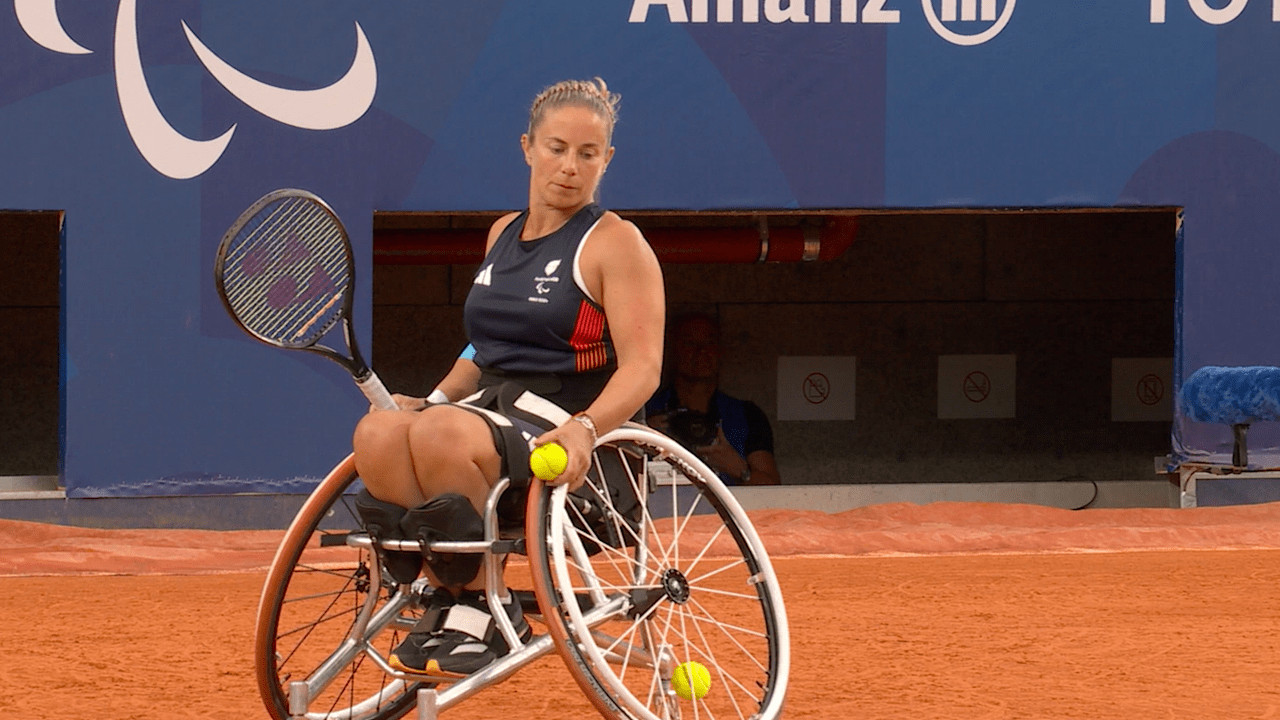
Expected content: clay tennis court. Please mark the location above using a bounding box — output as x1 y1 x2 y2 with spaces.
4 500 1280 719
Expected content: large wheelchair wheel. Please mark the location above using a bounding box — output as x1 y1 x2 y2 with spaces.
254 454 427 720
526 425 790 720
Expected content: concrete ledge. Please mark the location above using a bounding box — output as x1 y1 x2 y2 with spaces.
0 480 1179 530
0 493 312 530
0 475 59 492
730 480 1177 513
0 490 64 501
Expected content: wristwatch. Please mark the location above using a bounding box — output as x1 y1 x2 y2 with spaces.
739 466 752 484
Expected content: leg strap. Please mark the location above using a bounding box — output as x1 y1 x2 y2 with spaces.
400 493 485 587
354 489 421 585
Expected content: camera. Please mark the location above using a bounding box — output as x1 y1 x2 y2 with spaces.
665 408 719 450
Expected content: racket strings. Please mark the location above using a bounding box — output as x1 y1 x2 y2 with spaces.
226 199 331 306
226 205 332 323
227 225 345 343
223 197 352 347
236 239 347 345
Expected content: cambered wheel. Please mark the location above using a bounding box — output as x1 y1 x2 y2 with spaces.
527 425 790 720
254 454 428 720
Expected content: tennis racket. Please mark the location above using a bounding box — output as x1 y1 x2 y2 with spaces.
214 188 396 411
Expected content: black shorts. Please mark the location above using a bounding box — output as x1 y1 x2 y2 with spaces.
450 380 642 542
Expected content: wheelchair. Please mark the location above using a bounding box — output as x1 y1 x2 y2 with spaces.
253 422 790 720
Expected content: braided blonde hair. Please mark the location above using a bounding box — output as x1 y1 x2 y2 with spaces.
527 77 620 144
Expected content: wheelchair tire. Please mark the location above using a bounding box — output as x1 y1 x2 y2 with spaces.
254 454 427 720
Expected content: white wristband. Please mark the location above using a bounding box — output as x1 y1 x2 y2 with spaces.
426 389 449 404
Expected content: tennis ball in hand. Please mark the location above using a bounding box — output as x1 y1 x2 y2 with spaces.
529 442 568 481
671 661 711 700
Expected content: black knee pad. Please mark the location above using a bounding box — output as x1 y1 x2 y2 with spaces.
354 489 422 585
400 493 485 588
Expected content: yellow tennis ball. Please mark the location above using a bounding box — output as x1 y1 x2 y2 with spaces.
671 661 711 700
529 442 568 481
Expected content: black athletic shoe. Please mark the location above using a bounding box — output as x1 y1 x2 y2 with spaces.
388 589 531 680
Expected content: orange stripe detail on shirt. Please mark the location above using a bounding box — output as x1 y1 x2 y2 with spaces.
569 300 607 372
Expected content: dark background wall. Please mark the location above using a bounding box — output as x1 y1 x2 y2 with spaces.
0 209 1176 487
0 208 1174 486
0 212 61 477
366 209 1176 486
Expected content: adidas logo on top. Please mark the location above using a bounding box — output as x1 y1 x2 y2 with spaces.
474 264 493 286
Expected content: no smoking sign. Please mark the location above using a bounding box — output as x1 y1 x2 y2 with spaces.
938 355 1016 419
778 357 856 421
1136 373 1164 406
802 372 831 404
1112 358 1172 421
963 371 992 403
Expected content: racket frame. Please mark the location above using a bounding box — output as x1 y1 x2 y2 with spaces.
214 188 395 410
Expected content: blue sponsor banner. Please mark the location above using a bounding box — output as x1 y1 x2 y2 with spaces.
0 0 1273 494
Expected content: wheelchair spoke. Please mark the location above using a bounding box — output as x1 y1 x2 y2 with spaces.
681 604 755 719
277 565 366 669
684 556 747 587
256 458 423 720
293 562 369 582
688 608 768 651
277 602 360 643
531 426 789 720
672 522 731 584
590 627 659 669
685 597 770 666
567 497 638 587
323 650 374 720
682 584 759 602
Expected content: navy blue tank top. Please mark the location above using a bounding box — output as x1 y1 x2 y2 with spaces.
464 204 615 377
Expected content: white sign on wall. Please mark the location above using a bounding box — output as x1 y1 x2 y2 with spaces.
1111 357 1173 422
777 356 856 421
938 354 1017 419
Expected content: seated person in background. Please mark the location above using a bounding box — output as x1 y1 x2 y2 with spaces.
646 312 781 486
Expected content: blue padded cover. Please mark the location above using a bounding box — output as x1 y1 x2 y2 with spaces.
1180 366 1280 425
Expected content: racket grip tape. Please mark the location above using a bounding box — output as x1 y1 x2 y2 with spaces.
356 372 398 411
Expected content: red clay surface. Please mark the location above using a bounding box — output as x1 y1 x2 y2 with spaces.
3 501 1280 719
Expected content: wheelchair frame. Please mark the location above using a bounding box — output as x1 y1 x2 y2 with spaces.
253 423 790 720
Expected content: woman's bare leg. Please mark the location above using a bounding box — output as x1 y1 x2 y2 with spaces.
353 404 526 677
353 405 505 592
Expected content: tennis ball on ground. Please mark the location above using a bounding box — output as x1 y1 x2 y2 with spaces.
671 661 711 700
529 442 568 481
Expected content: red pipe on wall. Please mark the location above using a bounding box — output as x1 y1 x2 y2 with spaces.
374 228 485 265
373 216 857 265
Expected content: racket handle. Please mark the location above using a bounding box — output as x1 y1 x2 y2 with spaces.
356 372 398 411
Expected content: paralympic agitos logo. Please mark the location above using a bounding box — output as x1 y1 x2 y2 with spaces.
628 0 1018 47
13 0 376 180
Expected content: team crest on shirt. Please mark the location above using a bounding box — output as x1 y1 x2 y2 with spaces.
530 258 563 303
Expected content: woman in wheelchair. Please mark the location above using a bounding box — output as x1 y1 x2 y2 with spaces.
350 77 665 681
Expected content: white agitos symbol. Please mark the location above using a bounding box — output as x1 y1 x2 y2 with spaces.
13 0 378 180
15 0 91 54
181 21 376 131
922 0 1017 46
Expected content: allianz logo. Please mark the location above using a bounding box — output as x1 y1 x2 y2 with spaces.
1150 0 1279 24
629 0 1018 46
